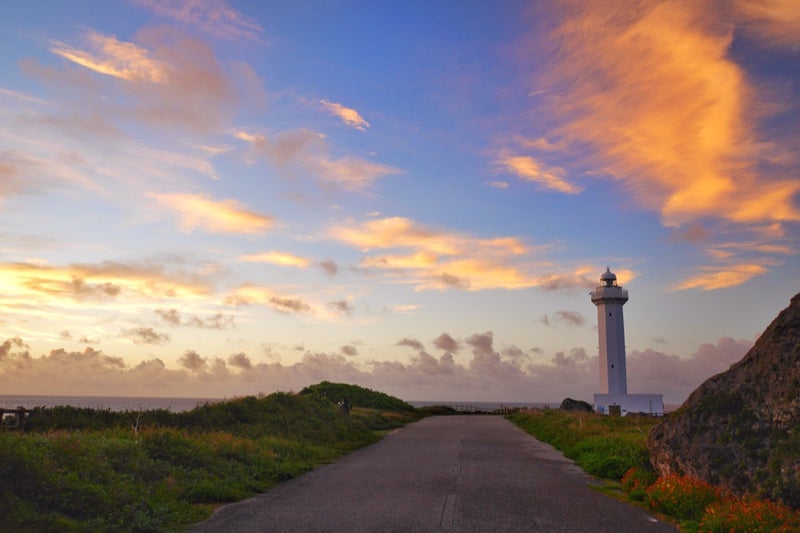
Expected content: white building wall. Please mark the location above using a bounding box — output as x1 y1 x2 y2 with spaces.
594 393 664 416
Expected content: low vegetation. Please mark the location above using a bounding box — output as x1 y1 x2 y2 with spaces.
509 409 800 532
0 383 420 532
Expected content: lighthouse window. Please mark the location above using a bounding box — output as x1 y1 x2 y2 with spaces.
609 312 612 316
611 364 614 368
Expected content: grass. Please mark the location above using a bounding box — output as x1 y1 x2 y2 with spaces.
508 409 800 532
507 409 655 479
0 383 421 532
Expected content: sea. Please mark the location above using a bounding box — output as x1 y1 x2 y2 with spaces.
0 395 559 413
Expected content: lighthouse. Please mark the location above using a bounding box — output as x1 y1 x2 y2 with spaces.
591 268 629 394
590 268 664 416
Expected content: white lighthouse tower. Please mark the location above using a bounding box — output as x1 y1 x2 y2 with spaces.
591 268 629 395
591 268 663 416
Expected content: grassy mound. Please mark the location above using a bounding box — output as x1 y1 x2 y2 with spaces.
0 384 417 532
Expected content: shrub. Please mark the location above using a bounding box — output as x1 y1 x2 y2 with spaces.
698 497 800 533
621 467 658 501
646 474 722 521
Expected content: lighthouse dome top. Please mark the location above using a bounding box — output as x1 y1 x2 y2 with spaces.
600 268 617 286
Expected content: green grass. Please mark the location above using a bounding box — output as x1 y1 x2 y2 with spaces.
0 384 420 532
508 409 657 480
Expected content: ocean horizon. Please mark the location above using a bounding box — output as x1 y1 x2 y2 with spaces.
0 394 564 413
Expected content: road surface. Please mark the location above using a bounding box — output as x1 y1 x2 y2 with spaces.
192 415 675 532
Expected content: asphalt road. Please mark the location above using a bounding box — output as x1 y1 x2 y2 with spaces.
192 415 676 532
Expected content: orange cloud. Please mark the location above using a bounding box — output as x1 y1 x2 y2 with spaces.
0 261 211 304
671 263 768 291
498 154 581 194
150 192 274 234
320 99 370 130
329 217 577 291
239 251 312 268
533 1 800 227
733 0 800 48
330 217 529 257
50 30 170 83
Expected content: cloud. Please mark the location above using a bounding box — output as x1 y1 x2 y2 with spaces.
155 308 234 329
330 216 541 291
486 181 510 189
269 296 312 315
135 0 264 41
320 99 370 130
239 251 311 268
530 0 800 231
732 0 800 49
0 261 211 304
121 327 170 345
397 338 425 351
433 333 460 353
671 263 768 291
227 352 252 370
540 310 586 327
327 300 354 316
317 259 339 276
0 150 49 199
498 154 581 194
179 350 207 371
340 345 358 356
536 266 636 291
0 333 756 403
50 30 170 83
627 337 754 403
42 26 256 134
150 192 274 234
236 129 400 191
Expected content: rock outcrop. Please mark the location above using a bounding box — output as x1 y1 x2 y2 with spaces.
648 292 800 507
559 397 593 412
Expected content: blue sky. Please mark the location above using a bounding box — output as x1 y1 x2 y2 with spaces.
0 1 798 403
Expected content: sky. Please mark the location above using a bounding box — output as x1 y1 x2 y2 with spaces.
0 0 798 405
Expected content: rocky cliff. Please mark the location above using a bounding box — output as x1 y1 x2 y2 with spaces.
648 292 800 507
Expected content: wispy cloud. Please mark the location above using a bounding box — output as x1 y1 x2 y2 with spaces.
320 99 370 130
533 1 800 227
331 216 551 291
732 0 800 49
236 129 399 191
239 251 312 268
150 192 274 234
47 28 239 133
155 308 234 329
499 154 581 194
121 327 170 345
134 0 263 41
671 263 768 291
50 30 170 83
0 261 211 303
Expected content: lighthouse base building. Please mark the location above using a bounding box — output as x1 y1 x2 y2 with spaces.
594 393 664 416
590 269 663 416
